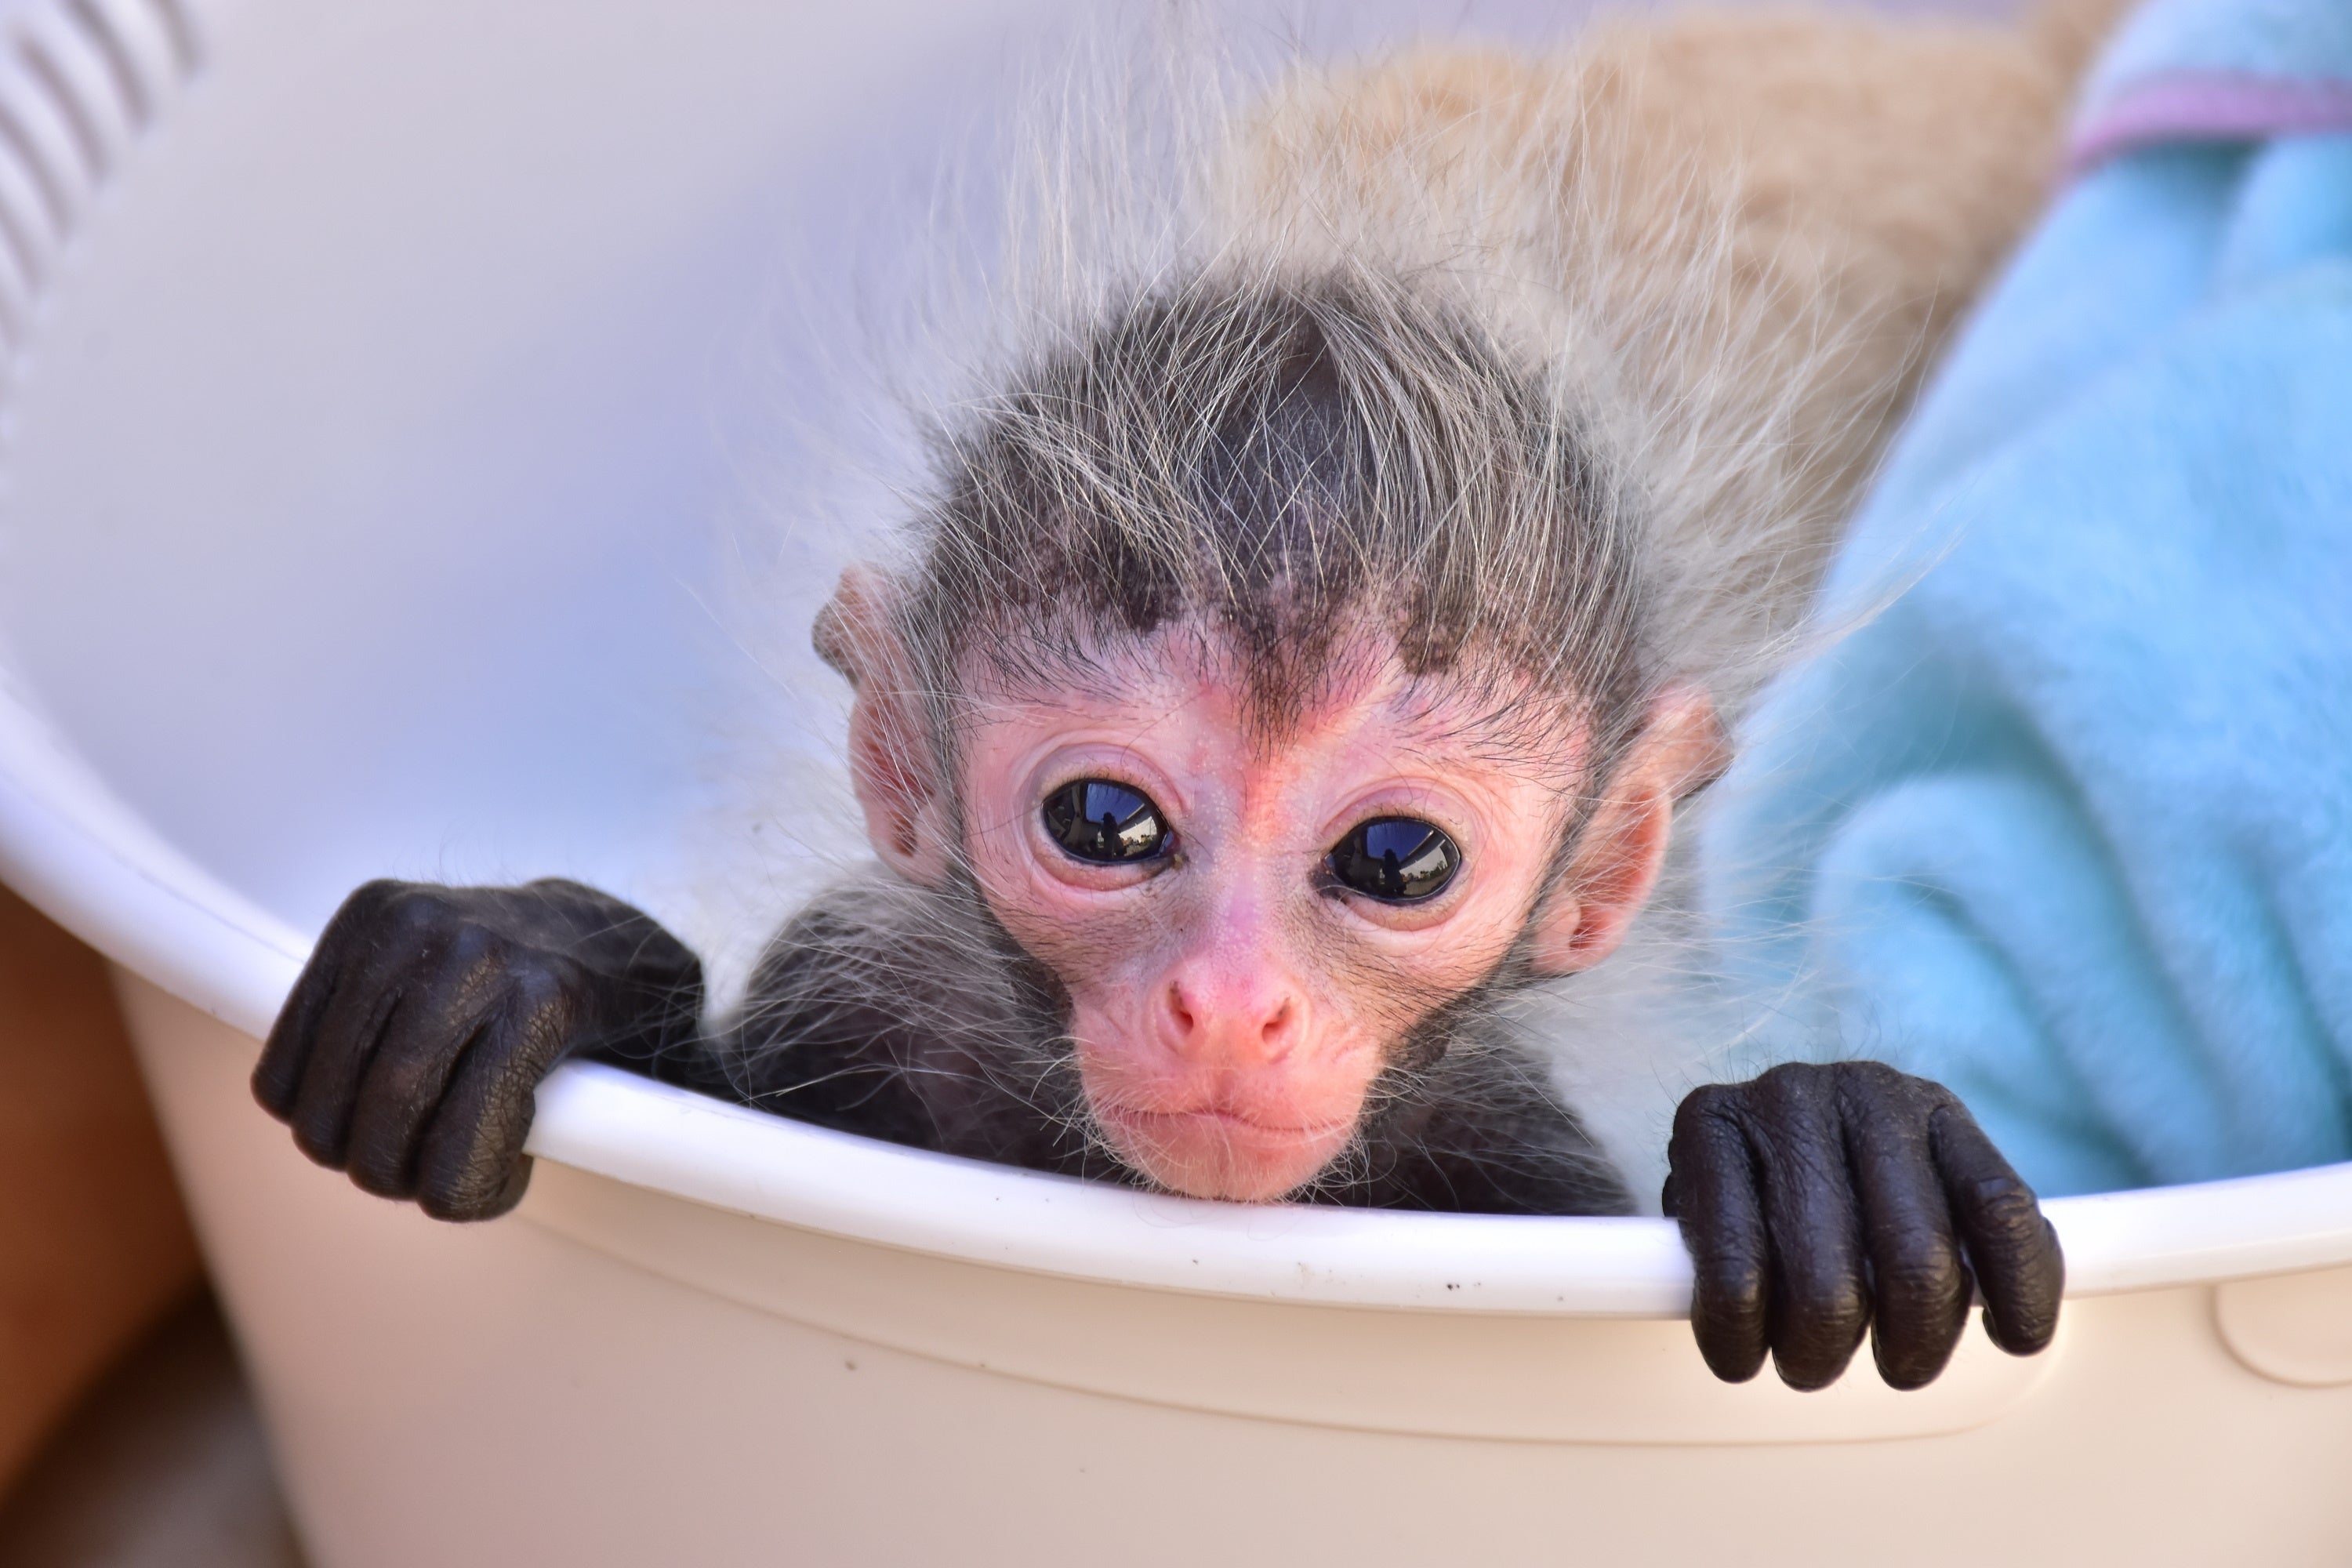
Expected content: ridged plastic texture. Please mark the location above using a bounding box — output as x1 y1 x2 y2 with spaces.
0 0 195 354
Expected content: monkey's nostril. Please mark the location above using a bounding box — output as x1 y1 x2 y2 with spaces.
1166 982 1196 1035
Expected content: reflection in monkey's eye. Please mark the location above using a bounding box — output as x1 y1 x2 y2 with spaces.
1328 818 1459 902
1043 779 1170 863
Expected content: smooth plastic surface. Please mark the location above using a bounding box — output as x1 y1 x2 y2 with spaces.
122 973 2352 1568
528 1058 2352 1309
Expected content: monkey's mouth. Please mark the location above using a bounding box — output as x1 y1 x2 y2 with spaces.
1092 1100 1356 1203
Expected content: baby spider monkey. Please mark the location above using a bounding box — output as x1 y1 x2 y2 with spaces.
258 0 2125 1387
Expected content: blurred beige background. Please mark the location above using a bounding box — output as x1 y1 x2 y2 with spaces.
0 888 299 1567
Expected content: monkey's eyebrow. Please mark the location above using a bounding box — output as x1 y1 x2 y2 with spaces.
1375 680 1586 771
962 644 1181 713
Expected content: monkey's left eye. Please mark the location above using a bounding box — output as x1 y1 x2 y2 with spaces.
1327 818 1460 902
1042 779 1171 863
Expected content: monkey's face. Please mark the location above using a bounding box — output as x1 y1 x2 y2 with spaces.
828 560 1722 1203
951 627 1620 1202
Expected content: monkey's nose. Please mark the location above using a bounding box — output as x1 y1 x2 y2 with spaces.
1163 978 1301 1065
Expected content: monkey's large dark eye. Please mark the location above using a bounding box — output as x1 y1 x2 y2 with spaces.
1327 818 1459 902
1042 779 1170 863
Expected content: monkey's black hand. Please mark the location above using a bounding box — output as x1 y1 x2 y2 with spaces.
253 879 702 1221
1661 1061 2062 1391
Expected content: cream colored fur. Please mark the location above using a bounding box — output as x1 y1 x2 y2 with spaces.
1214 0 2129 712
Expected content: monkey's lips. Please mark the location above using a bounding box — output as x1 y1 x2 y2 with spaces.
1091 1098 1357 1203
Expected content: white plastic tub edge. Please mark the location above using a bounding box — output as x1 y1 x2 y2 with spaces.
13 662 2352 1326
12 678 2352 1316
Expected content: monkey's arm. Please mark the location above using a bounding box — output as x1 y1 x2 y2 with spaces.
255 874 1104 1218
252 879 703 1220
1663 1061 2063 1390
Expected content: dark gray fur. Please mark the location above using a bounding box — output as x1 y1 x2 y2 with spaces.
651 270 1657 1215
902 269 1656 771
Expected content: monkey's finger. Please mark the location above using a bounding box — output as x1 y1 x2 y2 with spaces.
1838 1070 1971 1390
254 880 403 1118
1744 1066 1870 1391
1665 1086 1771 1384
1933 1105 2064 1356
254 953 343 1120
286 965 414 1172
287 882 474 1167
343 927 521 1200
412 967 581 1221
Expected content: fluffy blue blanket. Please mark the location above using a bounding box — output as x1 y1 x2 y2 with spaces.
1698 0 2352 1196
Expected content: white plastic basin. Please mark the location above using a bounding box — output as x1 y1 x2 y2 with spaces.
2 1 2350 1564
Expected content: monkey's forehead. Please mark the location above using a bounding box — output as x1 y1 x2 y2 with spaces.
949 615 1592 767
904 271 1646 702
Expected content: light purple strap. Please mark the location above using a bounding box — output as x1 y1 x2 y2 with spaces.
2068 71 2352 176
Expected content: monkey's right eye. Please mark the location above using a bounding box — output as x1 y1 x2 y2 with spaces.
1042 779 1171 864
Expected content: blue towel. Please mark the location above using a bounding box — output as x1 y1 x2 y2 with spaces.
1697 0 2352 1197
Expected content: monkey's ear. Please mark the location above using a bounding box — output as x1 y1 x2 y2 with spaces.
816 566 953 888
1525 684 1727 978
812 563 890 684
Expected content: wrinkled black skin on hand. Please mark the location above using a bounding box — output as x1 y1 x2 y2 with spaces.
252 880 703 1221
1662 1060 2065 1390
258 880 2065 1389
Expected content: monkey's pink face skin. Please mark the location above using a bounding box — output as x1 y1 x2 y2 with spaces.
956 632 1583 1203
